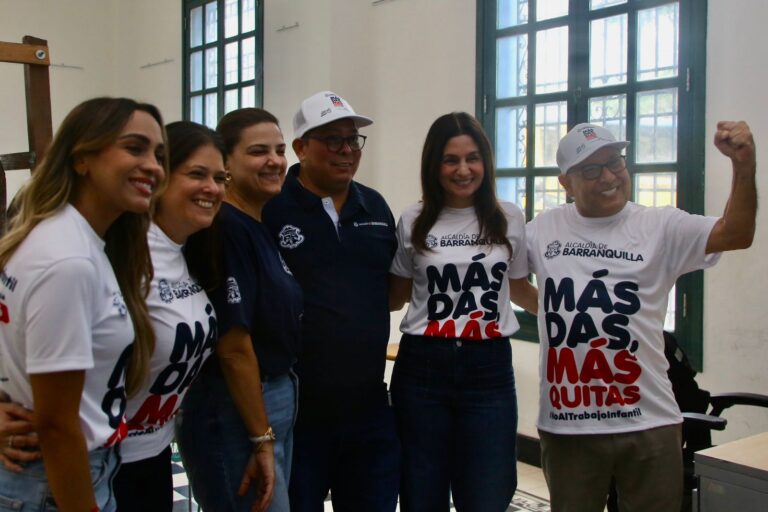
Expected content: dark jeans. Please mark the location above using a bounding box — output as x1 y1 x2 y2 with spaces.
288 401 400 512
113 445 172 512
391 334 518 512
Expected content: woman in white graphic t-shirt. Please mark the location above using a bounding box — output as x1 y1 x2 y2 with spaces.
0 121 231 511
0 97 167 511
388 112 538 511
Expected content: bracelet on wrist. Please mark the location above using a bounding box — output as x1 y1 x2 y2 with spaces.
249 426 276 450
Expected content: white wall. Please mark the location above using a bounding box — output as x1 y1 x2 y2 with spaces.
0 0 117 197
700 0 768 443
1 0 766 442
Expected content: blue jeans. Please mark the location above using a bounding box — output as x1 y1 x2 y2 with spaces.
176 368 297 512
391 334 518 512
288 401 400 512
0 446 119 511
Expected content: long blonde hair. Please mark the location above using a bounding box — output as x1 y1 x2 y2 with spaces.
0 97 169 397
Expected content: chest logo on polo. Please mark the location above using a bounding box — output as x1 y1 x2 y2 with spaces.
278 224 305 249
545 240 562 259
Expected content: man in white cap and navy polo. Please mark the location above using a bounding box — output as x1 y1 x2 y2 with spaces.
524 121 757 511
263 91 399 511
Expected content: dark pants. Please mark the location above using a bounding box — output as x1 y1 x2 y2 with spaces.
113 445 172 512
288 402 400 512
391 334 518 512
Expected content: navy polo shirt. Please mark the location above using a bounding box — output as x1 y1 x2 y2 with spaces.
262 164 396 420
207 202 303 379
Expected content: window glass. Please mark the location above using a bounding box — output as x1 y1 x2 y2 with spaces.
497 176 526 211
224 0 239 38
190 6 203 47
496 106 528 169
537 0 568 21
636 88 678 163
590 14 627 87
497 35 528 99
497 0 528 29
205 2 218 43
534 101 567 167
535 26 568 93
637 3 679 81
589 94 627 141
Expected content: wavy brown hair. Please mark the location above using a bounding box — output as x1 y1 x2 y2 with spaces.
412 112 512 255
0 97 169 397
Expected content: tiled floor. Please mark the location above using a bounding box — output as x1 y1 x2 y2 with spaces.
171 460 552 511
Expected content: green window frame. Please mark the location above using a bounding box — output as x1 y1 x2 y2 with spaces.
477 0 707 369
182 0 264 127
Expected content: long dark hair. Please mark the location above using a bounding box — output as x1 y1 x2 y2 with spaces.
411 112 512 255
162 121 227 291
0 97 169 397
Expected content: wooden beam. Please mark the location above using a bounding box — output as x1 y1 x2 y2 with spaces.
0 152 33 171
0 40 50 66
23 36 53 169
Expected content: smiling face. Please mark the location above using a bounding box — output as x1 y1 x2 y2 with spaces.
155 143 227 244
438 134 485 208
293 118 361 198
226 121 288 206
74 110 165 233
558 146 631 217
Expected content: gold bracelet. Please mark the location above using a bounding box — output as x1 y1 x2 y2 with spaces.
249 426 276 449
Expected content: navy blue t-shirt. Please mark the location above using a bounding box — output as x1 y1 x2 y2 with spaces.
208 202 303 378
262 164 396 419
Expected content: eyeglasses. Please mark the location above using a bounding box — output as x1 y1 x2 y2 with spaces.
569 155 626 180
308 134 367 152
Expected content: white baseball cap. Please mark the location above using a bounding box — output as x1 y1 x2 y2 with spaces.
292 91 373 139
556 123 629 174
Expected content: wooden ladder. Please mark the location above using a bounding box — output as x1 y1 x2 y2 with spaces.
0 35 53 228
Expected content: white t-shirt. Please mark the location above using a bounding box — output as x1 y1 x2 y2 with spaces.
0 205 134 450
391 202 528 339
121 223 217 463
527 202 720 435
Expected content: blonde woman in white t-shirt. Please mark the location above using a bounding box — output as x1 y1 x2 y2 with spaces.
0 98 167 512
388 112 537 511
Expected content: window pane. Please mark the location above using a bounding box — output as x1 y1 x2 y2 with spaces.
637 3 679 81
497 177 526 211
533 176 567 216
190 96 203 124
241 86 256 108
205 2 218 43
225 89 239 113
242 0 256 32
633 172 677 208
205 93 218 129
590 14 627 87
497 0 528 29
225 0 239 38
190 6 203 47
535 26 568 93
497 34 528 99
205 48 218 89
591 0 626 9
534 101 567 167
242 37 256 81
190 51 203 92
225 42 239 85
496 106 527 169
636 88 678 163
537 0 568 21
589 94 627 141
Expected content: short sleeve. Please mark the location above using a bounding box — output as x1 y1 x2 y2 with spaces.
389 214 414 278
25 258 98 374
661 207 720 277
505 203 529 279
212 220 260 335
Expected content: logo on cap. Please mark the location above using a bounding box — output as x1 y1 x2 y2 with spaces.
582 128 597 140
330 95 343 107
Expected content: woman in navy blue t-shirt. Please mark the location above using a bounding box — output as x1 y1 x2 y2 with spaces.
176 108 303 512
